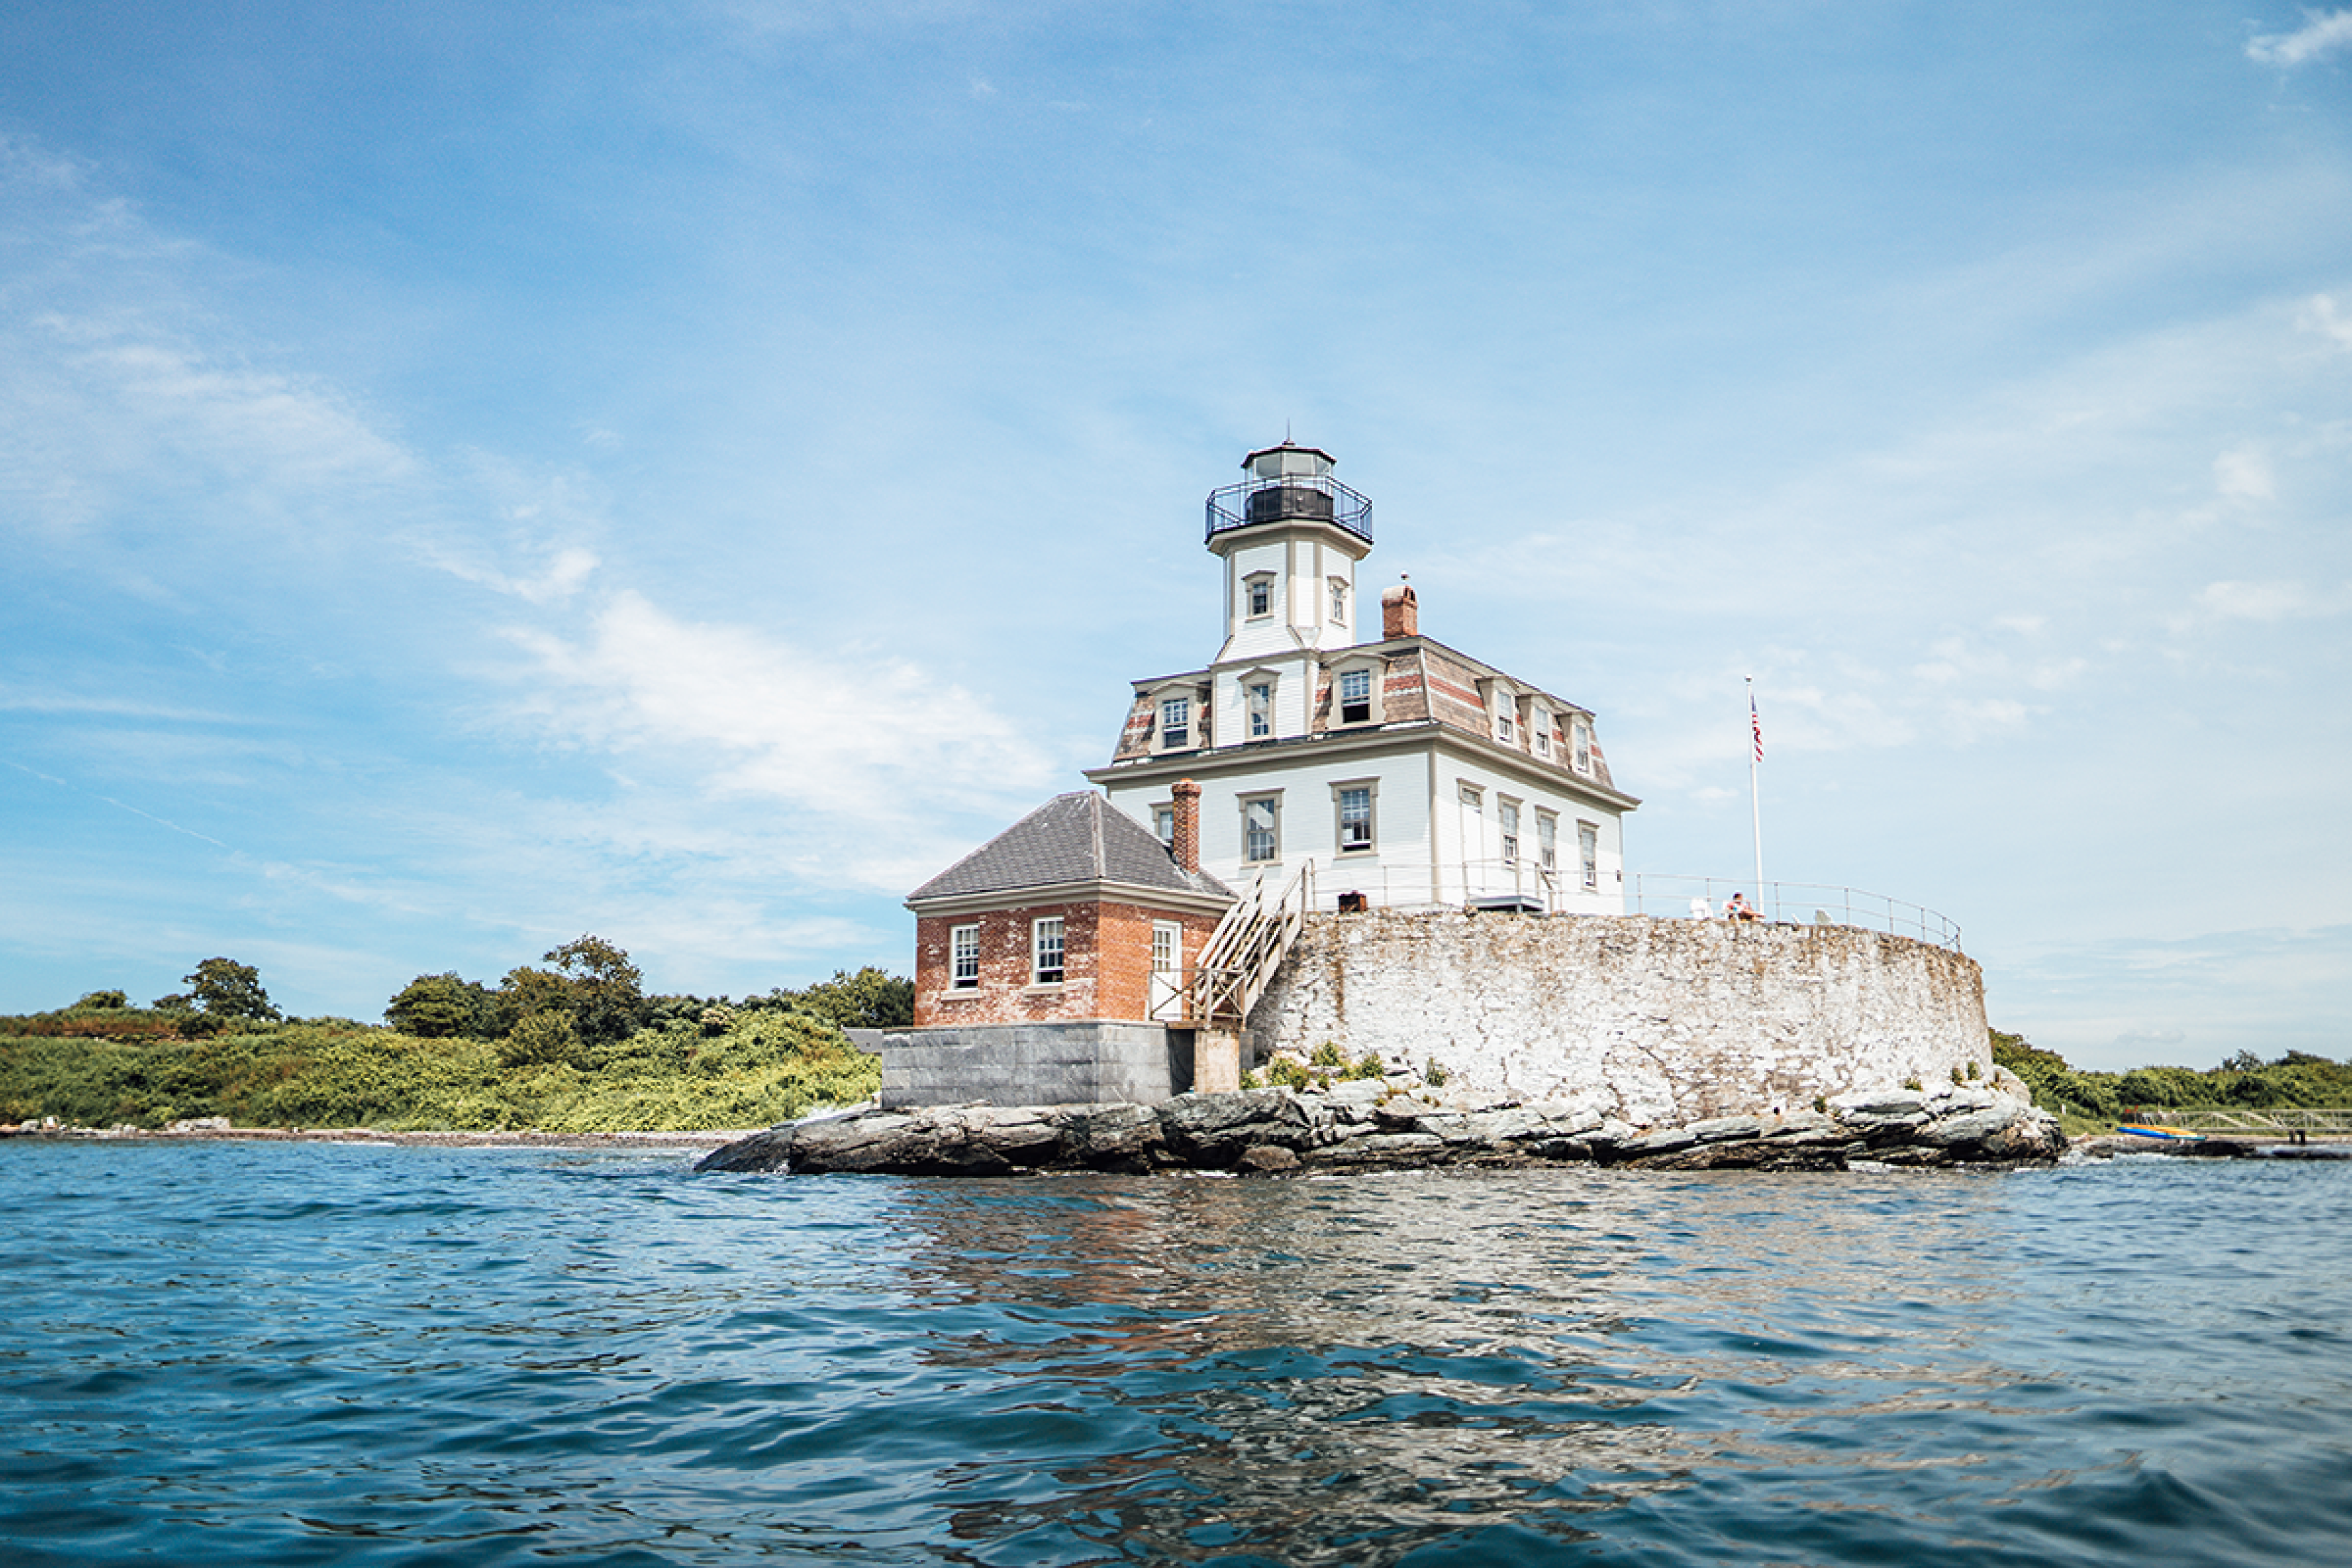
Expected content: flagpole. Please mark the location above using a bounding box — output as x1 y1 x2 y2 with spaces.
1747 677 1764 913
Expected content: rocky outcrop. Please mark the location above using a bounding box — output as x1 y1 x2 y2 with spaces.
695 1082 2065 1177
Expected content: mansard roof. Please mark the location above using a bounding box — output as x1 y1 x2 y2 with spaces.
907 791 1235 907
1097 633 1628 800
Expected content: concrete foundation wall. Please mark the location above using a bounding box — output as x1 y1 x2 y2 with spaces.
1248 911 1989 1125
880 1021 1193 1109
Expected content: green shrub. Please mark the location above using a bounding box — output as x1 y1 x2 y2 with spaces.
500 1011 582 1068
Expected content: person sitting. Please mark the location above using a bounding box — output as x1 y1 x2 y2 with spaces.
1724 892 1760 922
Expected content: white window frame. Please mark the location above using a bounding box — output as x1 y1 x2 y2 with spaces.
1247 679 1274 739
1332 778 1378 856
1571 716 1593 775
1536 810 1558 874
1152 803 1176 848
1328 576 1349 625
1245 572 1275 620
1578 821 1600 890
1499 796 1521 867
1031 916 1066 986
1240 791 1283 864
1328 655 1385 728
950 924 980 989
1159 695 1191 750
1532 706 1553 760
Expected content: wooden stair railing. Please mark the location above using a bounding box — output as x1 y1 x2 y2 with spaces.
1189 861 1314 1028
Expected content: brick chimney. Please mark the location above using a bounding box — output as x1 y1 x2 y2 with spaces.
1381 580 1417 639
1171 778 1202 874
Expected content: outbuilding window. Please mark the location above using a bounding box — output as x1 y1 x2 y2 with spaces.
1031 917 1065 985
951 924 980 989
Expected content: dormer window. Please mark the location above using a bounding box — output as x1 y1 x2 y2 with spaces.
1245 573 1275 619
1159 695 1191 749
1329 655 1384 728
1571 716 1593 774
1494 706 1514 744
1329 578 1349 624
1532 706 1553 759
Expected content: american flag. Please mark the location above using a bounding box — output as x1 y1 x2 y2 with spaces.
1751 693 1763 763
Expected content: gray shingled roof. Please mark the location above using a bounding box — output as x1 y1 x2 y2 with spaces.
907 791 1234 905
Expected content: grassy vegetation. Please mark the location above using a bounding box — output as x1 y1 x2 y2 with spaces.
1993 1030 2352 1131
0 963 897 1132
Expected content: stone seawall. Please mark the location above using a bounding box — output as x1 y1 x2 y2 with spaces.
1247 911 1989 1125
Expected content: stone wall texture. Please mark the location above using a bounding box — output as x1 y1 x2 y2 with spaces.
1247 911 1989 1125
881 1021 1190 1109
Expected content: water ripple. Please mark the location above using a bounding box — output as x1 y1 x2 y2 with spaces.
3 1145 2350 1565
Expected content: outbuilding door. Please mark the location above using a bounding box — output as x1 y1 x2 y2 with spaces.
1149 921 1184 1022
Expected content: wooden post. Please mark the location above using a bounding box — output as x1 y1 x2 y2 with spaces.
1194 1028 1242 1095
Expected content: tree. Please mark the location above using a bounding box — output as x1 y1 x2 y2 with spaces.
183 958 281 1021
385 973 494 1039
72 990 130 1011
545 935 647 1047
793 967 914 1030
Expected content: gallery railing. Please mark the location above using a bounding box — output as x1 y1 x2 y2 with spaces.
1627 874 1963 952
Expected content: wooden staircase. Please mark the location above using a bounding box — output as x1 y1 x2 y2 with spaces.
1189 861 1314 1029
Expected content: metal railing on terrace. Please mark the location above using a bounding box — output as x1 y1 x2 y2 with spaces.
1205 472 1373 545
1627 874 1963 952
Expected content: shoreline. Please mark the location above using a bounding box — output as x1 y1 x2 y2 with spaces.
0 1120 757 1151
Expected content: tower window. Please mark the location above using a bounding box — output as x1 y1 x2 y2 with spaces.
1338 668 1373 725
1329 578 1349 624
1245 574 1274 619
1248 681 1273 739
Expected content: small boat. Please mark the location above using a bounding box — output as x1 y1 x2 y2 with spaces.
2117 1123 2207 1143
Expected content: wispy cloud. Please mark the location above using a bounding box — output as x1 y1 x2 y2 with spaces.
500 589 1060 887
2182 578 2351 623
2300 293 2352 350
2247 10 2352 67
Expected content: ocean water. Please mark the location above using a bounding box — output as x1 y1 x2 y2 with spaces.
3 1145 2348 1567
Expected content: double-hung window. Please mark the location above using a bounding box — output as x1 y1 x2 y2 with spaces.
950 924 980 989
1160 696 1190 749
1248 681 1273 739
1031 916 1065 985
1571 717 1592 774
1337 667 1373 725
1246 575 1274 619
1337 785 1374 853
1243 795 1281 863
1153 805 1176 847
1537 813 1558 874
1499 799 1521 866
1329 578 1349 625
1532 707 1553 759
1578 822 1600 890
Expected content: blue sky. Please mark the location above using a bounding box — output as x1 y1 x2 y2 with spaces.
2 1 2346 1071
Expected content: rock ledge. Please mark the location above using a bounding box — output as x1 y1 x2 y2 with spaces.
696 1084 2064 1177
